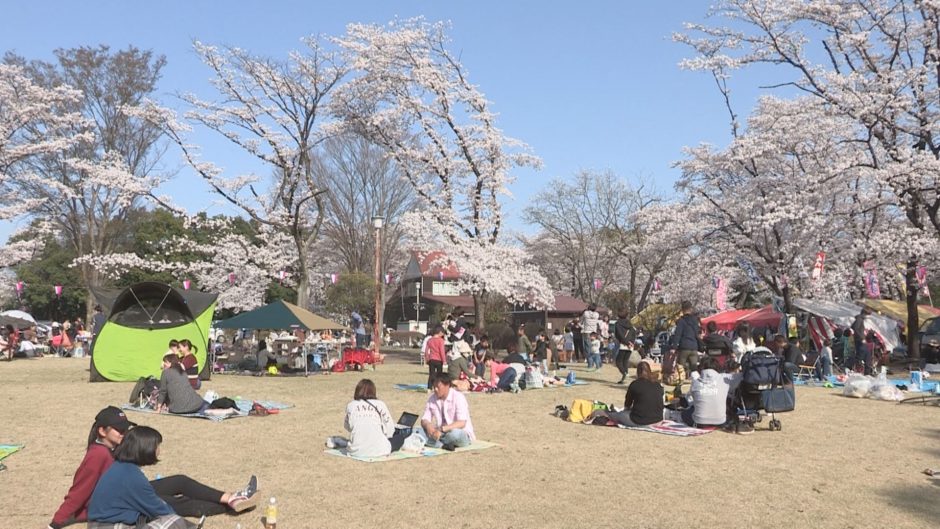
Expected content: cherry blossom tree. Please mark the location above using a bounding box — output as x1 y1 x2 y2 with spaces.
679 0 940 356
334 19 551 327
1 48 168 318
132 37 349 309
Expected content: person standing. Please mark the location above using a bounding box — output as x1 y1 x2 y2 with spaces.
516 325 533 362
580 304 601 364
614 310 636 384
570 319 584 362
851 308 870 371
351 311 367 349
425 326 446 390
90 305 106 357
669 301 701 380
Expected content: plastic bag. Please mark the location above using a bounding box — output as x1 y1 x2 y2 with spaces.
843 375 873 398
869 383 904 401
401 431 425 454
524 367 544 389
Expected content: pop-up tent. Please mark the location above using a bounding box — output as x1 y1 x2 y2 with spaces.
214 299 346 331
89 282 217 382
700 308 759 332
858 299 940 328
792 298 900 352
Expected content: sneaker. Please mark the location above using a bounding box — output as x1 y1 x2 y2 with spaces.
735 422 754 435
235 475 257 498
325 436 336 449
228 490 261 512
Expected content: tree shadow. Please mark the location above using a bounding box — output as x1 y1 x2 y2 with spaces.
878 483 940 523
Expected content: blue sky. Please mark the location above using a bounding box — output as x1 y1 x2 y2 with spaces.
0 1 773 244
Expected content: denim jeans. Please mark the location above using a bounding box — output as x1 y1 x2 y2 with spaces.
582 336 592 363
587 353 602 369
815 355 832 379
417 427 471 448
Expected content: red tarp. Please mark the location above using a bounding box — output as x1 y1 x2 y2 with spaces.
738 305 783 331
701 308 759 332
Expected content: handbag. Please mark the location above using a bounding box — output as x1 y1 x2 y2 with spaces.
761 385 795 413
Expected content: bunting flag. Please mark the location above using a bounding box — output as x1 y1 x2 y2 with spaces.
811 251 826 281
714 277 727 311
330 273 339 285
653 278 662 292
228 272 236 286
438 271 444 280
917 265 929 296
279 270 287 284
15 281 24 299
592 278 603 291
54 284 63 297
736 256 762 287
863 262 881 298
182 280 191 291
385 273 393 285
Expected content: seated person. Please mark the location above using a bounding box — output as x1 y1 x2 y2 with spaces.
1 325 16 360
702 321 733 358
418 374 475 448
50 407 258 529
586 361 663 426
447 348 483 384
326 379 409 457
681 357 740 427
471 335 490 378
157 354 208 415
178 339 201 390
255 340 276 371
483 354 521 392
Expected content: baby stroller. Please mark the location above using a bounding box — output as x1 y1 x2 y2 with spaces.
734 347 795 432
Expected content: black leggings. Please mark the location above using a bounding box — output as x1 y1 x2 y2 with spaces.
427 360 444 389
573 336 584 360
151 475 227 517
615 349 631 376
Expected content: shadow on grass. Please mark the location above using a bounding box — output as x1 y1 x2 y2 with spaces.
879 483 940 523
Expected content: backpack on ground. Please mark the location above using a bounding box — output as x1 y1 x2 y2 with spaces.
129 376 160 408
568 398 595 423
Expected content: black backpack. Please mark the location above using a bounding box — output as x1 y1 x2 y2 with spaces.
129 376 160 407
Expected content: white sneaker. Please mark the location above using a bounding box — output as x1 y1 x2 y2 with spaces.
325 436 335 449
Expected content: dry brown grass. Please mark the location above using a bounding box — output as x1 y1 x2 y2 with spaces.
2 354 939 529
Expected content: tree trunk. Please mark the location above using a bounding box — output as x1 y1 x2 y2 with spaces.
905 260 920 361
473 292 486 332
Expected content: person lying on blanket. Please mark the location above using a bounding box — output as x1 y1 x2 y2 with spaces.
418 374 476 449
681 356 740 428
326 379 411 458
585 361 663 427
48 406 259 529
484 354 524 392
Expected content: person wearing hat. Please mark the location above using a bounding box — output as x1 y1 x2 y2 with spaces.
49 407 259 529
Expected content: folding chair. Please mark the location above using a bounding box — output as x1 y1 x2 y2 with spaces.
796 353 820 382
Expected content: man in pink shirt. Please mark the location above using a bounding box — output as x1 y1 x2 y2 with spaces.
420 374 475 448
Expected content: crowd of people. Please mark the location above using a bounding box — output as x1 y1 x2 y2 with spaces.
1 305 107 360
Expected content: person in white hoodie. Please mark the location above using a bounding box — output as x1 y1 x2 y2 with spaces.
327 379 407 457
681 357 740 427
731 324 756 363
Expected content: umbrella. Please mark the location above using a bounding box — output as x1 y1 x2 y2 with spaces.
0 310 36 329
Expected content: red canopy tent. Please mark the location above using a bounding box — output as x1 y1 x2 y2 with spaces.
701 308 759 332
738 305 784 331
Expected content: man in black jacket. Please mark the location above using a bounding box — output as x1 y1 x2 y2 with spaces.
702 321 733 360
614 310 636 384
669 301 701 380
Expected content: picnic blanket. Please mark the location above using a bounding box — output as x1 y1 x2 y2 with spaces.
216 369 322 377
122 399 293 422
0 444 24 470
585 419 715 437
323 440 496 463
819 375 938 392
526 380 588 389
393 379 588 393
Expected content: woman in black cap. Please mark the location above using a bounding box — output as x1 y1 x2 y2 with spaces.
48 406 259 529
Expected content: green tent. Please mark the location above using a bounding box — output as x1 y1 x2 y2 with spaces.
214 299 346 331
89 282 217 382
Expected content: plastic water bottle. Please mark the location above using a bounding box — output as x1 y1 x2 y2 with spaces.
264 497 277 529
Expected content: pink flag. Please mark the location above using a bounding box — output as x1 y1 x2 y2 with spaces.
182 280 191 291
330 273 338 284
593 279 602 291
714 277 727 311
438 271 444 280
228 272 236 286
653 278 661 292
54 284 63 297
15 281 24 295
811 251 826 281
385 273 393 285
279 270 287 284
863 262 881 298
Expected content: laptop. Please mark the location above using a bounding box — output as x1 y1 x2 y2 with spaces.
395 412 419 432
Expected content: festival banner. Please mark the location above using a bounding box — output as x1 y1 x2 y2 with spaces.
811 251 826 281
714 277 727 311
736 256 762 287
863 262 881 298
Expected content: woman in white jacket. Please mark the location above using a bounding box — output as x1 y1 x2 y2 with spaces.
327 379 407 458
731 324 756 363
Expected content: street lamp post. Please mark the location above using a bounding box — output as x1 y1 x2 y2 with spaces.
372 215 385 358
